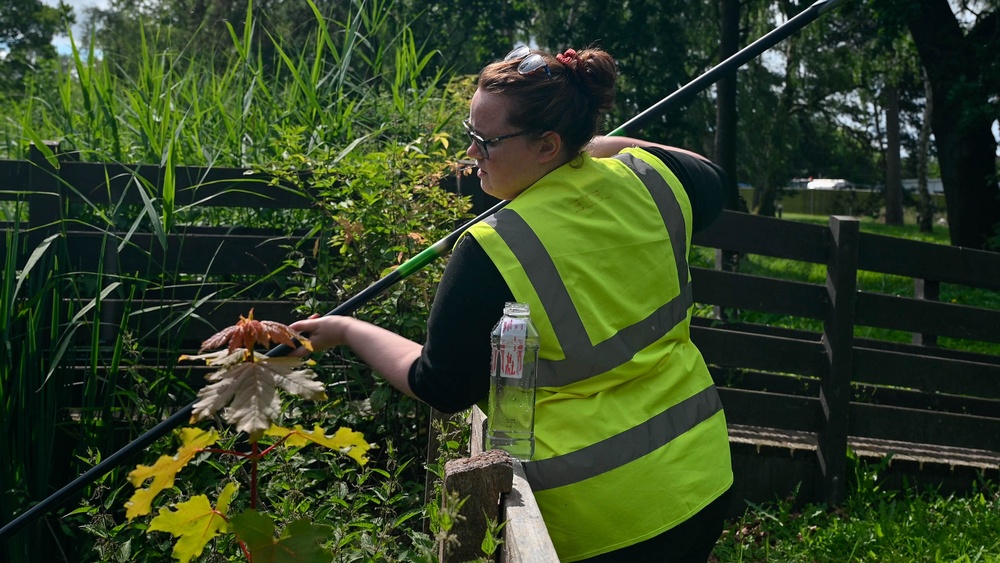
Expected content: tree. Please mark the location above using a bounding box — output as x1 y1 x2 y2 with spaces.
875 0 1000 249
714 0 743 212
528 0 719 149
0 0 73 93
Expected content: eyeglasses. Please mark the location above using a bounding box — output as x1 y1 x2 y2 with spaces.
462 119 534 160
504 46 552 79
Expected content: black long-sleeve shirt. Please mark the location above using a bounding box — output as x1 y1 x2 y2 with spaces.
408 147 726 413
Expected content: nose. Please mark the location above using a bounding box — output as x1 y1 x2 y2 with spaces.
466 138 483 160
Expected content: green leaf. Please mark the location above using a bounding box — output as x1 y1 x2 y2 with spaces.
13 233 59 301
231 510 333 563
146 482 238 563
125 427 220 520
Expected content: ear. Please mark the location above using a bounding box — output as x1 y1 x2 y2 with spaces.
534 131 563 164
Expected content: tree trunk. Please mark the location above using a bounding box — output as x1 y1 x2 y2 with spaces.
905 0 1000 249
714 0 742 212
884 83 903 225
917 67 934 234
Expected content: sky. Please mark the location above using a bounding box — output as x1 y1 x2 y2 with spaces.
43 0 109 54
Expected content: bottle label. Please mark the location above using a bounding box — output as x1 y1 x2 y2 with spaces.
499 318 527 379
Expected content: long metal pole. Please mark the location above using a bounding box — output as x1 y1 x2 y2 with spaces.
0 0 846 542
608 0 848 137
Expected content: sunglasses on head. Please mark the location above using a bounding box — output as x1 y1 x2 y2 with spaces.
505 46 553 79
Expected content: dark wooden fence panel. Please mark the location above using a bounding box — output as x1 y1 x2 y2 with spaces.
691 269 828 319
717 388 822 431
857 231 1000 290
855 292 1000 343
694 325 828 378
694 209 831 262
852 347 1000 398
2 145 320 383
848 404 1000 452
691 210 1000 506
63 229 308 279
58 162 314 209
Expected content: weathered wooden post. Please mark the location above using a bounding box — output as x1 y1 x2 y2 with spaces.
26 141 63 349
818 215 859 506
440 449 514 562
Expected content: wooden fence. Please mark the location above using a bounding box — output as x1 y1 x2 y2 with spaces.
693 211 1000 509
5 146 1000 559
1 143 318 371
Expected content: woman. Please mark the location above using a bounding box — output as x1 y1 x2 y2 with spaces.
291 46 733 562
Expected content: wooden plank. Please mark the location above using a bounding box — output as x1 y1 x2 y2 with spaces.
58 162 314 208
692 268 828 319
78 300 305 340
500 460 560 563
855 291 1000 344
693 325 828 377
849 403 1000 452
693 210 830 263
852 346 1000 399
691 316 823 342
710 367 819 396
853 334 1000 366
850 383 1000 418
717 388 821 431
0 159 29 197
858 231 1000 290
465 406 557 562
63 230 314 278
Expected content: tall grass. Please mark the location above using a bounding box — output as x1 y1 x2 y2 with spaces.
2 0 453 167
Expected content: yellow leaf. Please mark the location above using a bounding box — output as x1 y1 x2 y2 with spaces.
124 427 219 521
266 424 372 465
147 482 239 563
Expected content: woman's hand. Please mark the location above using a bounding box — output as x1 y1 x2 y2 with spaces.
287 314 424 399
288 314 355 356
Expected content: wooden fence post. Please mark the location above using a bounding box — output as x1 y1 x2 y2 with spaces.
818 215 859 506
26 141 63 351
27 141 62 251
440 450 514 563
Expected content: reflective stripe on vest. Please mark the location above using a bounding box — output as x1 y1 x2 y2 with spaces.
526 384 723 492
484 153 692 388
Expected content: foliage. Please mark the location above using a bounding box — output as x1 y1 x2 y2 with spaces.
3 0 452 165
0 0 72 94
122 313 373 561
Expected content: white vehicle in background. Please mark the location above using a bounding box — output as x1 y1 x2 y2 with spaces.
806 178 853 190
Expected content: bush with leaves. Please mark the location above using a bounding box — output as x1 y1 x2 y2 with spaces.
120 311 373 562
263 129 473 477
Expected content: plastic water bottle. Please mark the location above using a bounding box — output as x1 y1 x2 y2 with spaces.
487 302 539 461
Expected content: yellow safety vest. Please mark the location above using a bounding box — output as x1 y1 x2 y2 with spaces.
466 149 733 561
